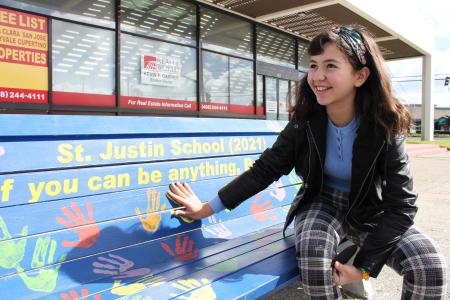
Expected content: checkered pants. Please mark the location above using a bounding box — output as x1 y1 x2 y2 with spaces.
294 187 447 299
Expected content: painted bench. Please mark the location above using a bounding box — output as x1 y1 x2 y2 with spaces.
0 114 302 300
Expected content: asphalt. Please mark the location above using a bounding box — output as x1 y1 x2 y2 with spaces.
261 151 450 299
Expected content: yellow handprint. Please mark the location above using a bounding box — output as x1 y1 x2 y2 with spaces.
170 278 216 300
135 189 166 233
111 273 165 295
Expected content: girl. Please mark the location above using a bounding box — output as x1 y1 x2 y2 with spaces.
167 25 447 299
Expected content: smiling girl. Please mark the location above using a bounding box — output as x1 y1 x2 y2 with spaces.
168 26 447 299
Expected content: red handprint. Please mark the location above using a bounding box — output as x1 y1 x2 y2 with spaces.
60 289 101 300
251 195 278 222
56 202 100 248
160 234 199 261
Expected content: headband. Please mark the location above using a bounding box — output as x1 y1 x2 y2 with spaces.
331 26 367 66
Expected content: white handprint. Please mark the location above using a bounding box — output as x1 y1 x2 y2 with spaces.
203 216 232 238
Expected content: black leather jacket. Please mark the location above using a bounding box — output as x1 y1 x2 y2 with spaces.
218 110 417 277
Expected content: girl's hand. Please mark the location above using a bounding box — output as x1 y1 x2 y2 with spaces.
166 182 213 220
332 262 364 285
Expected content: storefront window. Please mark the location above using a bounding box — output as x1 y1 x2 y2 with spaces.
257 26 295 68
230 57 254 114
202 51 254 114
0 7 49 106
120 34 197 112
256 75 264 116
52 20 115 106
2 0 114 28
265 77 277 120
121 0 196 46
278 80 289 120
201 8 253 59
202 51 228 112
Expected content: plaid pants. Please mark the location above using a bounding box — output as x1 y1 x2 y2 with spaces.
294 187 447 299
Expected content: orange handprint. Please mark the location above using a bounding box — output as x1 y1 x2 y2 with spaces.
161 234 199 261
251 196 278 222
56 202 100 248
60 288 101 300
135 189 166 233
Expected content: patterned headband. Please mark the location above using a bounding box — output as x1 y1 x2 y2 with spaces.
331 26 367 66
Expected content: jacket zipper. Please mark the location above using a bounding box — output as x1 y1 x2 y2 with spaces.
304 125 312 189
306 121 323 192
345 140 386 218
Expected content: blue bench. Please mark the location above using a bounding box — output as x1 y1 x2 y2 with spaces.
0 114 302 300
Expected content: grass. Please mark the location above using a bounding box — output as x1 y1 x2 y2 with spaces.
406 138 450 150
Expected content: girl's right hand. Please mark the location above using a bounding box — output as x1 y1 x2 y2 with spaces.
166 182 213 220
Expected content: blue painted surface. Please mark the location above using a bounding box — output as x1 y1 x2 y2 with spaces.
0 115 299 300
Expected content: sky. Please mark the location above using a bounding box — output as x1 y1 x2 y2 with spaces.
386 0 450 108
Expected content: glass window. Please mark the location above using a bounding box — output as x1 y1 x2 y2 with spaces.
298 39 309 70
256 74 264 115
202 51 254 114
201 8 253 59
120 34 197 112
201 51 229 112
2 0 114 28
52 20 115 107
230 57 254 114
121 0 196 46
265 77 277 120
257 26 295 68
0 7 49 105
278 80 289 120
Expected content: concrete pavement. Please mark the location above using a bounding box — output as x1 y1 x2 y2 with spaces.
261 151 450 299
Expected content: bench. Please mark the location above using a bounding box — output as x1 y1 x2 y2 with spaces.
0 114 302 300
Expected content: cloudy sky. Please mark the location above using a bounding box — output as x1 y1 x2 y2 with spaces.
386 0 450 107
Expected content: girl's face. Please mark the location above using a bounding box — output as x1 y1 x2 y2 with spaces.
307 42 368 110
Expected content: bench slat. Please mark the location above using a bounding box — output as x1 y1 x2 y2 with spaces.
0 135 276 173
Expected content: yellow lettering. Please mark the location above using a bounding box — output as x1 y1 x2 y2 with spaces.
57 143 73 163
45 180 61 196
244 158 254 171
171 139 182 156
138 168 162 185
128 145 138 159
88 176 102 191
28 181 44 203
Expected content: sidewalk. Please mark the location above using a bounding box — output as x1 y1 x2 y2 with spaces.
262 151 450 299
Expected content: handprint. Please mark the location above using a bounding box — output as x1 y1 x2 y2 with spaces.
160 234 199 261
251 196 277 222
135 189 166 233
0 216 28 269
56 202 100 248
269 179 286 201
16 236 67 292
92 253 150 279
111 274 165 295
210 258 239 272
170 278 216 300
203 216 232 238
0 146 5 157
60 288 101 300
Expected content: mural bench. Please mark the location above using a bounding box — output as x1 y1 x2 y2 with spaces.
0 114 302 300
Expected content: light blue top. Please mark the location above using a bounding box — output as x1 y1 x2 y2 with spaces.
323 116 359 192
208 116 360 213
